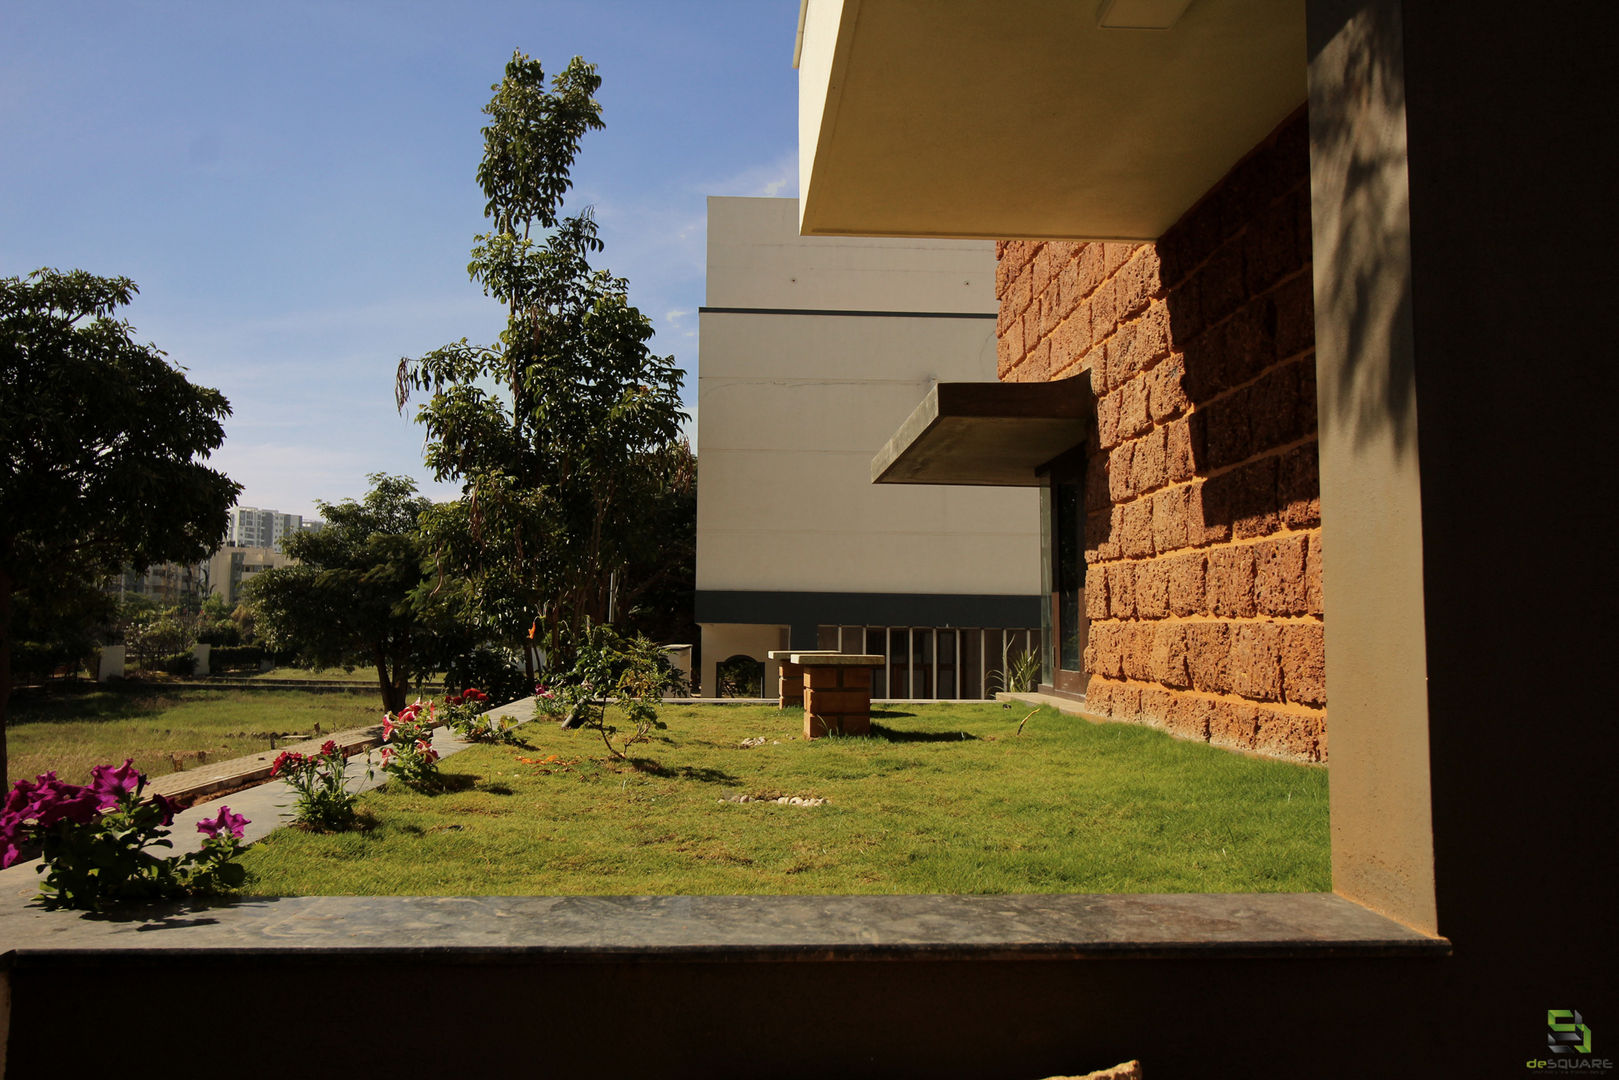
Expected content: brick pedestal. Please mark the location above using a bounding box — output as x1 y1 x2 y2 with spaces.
803 664 875 738
768 650 838 709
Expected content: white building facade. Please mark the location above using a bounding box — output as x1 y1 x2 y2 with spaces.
695 197 1041 698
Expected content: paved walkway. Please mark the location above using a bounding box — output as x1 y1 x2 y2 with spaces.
0 696 538 901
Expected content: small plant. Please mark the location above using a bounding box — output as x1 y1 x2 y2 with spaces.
536 624 673 759
270 740 364 831
443 687 520 744
379 700 442 789
0 761 248 911
988 649 1043 695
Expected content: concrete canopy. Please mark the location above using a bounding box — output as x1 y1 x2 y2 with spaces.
871 379 1091 487
796 0 1306 241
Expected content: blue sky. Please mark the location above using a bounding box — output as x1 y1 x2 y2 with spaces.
1 1 799 518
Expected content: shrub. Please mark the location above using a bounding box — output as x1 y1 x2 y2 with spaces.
208 645 266 672
443 687 520 744
0 761 248 911
379 700 441 790
271 740 363 831
537 624 671 759
159 650 197 676
444 646 530 707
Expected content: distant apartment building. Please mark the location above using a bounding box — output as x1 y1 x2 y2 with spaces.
109 560 209 606
206 545 295 607
226 506 323 552
695 197 1041 698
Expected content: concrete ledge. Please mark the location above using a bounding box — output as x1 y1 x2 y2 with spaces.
0 892 1446 964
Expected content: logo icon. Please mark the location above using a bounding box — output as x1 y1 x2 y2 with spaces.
1550 1010 1593 1055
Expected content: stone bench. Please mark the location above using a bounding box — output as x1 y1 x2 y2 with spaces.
788 652 884 738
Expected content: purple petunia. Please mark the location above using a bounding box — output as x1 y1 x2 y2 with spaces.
196 806 249 840
89 759 143 802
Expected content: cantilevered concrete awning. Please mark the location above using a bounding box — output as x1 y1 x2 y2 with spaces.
871 379 1092 487
796 0 1305 241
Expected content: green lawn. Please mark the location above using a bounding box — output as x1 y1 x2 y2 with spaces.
240 701 1330 896
5 684 388 786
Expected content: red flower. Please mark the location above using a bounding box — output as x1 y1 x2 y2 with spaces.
320 740 338 757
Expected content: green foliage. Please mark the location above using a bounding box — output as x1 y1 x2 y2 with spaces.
206 645 265 672
988 649 1043 695
245 475 472 714
443 644 529 707
537 623 676 759
443 688 520 745
271 741 363 832
156 651 196 677
396 51 688 666
0 268 240 780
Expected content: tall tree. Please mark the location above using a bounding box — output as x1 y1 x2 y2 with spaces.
0 269 240 782
245 475 469 714
396 51 687 671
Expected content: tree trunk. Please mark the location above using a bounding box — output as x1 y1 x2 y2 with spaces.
374 648 403 715
0 569 13 786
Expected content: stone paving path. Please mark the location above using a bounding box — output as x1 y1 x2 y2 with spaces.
0 696 537 901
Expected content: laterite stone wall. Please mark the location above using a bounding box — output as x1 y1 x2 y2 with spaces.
995 111 1326 762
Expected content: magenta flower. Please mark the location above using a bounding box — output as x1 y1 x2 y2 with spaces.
89 759 143 802
196 806 249 840
320 740 338 757
149 793 180 827
28 776 106 826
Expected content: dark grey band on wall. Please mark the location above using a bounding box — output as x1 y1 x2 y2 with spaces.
697 590 1041 650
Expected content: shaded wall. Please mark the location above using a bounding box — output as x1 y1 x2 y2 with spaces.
997 113 1325 762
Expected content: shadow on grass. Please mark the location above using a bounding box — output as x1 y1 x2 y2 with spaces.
870 708 915 720
869 725 981 744
626 758 742 785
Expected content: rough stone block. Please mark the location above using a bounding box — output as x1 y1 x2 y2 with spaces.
1118 248 1164 319
1248 358 1304 454
1108 441 1135 502
1196 242 1245 329
1168 694 1214 742
1187 480 1232 546
1087 504 1122 563
1208 698 1261 752
1206 545 1258 618
1120 498 1154 558
1139 684 1173 728
1229 622 1284 702
996 329 1019 378
1165 415 1198 481
1167 552 1206 616
1103 242 1133 276
1123 624 1153 682
1118 379 1151 440
1282 622 1326 706
1273 271 1315 359
1186 622 1231 694
1278 441 1321 528
1107 560 1136 619
1151 622 1190 688
1089 622 1124 679
1111 680 1143 721
1135 560 1169 618
1091 277 1119 337
1023 337 1053 383
1055 256 1082 320
1131 301 1172 372
1242 192 1303 297
1152 485 1190 553
1147 353 1191 422
1054 308 1092 373
1086 572 1111 621
1199 393 1252 471
1251 706 1326 764
1096 389 1122 451
1254 534 1309 616
1033 244 1056 298
1131 427 1168 494
1202 457 1280 541
1076 243 1105 300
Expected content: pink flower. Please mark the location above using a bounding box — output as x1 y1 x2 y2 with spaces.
382 715 396 739
197 805 249 840
398 706 418 725
320 740 338 757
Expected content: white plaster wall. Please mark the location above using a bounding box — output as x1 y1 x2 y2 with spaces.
697 198 1040 598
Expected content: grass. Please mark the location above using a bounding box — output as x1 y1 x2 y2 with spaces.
5 683 388 785
239 701 1330 896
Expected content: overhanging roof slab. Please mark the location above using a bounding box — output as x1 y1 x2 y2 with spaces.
797 0 1306 241
872 379 1092 487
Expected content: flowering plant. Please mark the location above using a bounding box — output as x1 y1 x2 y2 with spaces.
271 739 364 831
443 686 519 744
379 699 442 789
0 761 248 910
